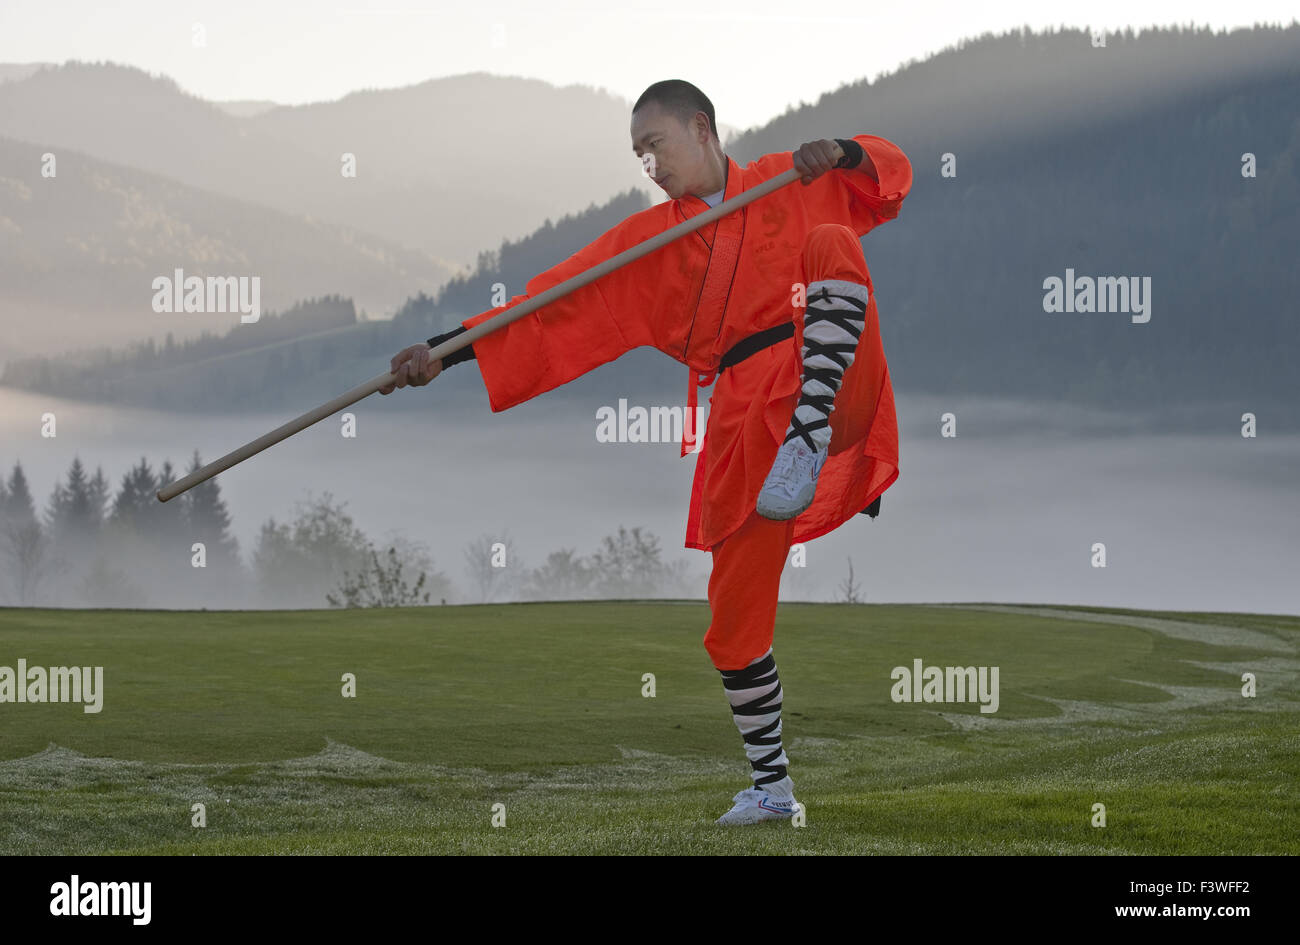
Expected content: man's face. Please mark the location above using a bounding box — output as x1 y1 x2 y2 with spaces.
631 102 708 200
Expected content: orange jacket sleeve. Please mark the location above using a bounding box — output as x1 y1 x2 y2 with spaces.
458 233 636 413
836 134 913 235
746 134 912 237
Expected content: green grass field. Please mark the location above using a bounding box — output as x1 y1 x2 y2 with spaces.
1 601 1297 855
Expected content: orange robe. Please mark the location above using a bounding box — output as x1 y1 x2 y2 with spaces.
458 135 913 552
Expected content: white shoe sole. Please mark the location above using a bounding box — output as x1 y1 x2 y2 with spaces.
756 485 815 520
715 801 800 825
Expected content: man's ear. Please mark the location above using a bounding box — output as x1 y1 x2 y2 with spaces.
695 112 711 143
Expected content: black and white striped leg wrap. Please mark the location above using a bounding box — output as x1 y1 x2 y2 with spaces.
785 279 869 452
720 649 791 793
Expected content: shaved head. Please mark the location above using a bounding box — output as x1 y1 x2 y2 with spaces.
632 79 719 142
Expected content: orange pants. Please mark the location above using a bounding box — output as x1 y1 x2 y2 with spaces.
701 223 871 670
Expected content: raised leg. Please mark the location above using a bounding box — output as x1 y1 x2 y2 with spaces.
757 224 872 521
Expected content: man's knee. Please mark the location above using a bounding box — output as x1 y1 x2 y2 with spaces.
802 223 869 285
804 222 858 249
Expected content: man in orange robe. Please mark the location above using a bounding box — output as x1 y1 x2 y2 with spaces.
384 80 912 825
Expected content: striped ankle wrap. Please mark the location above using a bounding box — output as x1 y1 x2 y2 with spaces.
720 651 789 787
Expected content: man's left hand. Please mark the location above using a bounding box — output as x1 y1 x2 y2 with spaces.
793 139 845 186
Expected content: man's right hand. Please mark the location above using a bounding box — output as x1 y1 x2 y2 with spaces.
380 343 443 395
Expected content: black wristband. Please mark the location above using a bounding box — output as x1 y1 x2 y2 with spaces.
426 325 476 368
833 137 864 170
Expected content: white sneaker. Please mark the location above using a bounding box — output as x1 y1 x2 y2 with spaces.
756 438 829 520
715 786 801 825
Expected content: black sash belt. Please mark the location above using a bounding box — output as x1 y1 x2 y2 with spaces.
718 322 795 371
714 321 882 519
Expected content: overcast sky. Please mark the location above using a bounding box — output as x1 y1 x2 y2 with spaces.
2 1 1297 129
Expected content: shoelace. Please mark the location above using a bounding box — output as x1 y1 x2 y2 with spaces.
767 446 797 488
772 445 816 493
788 447 816 484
